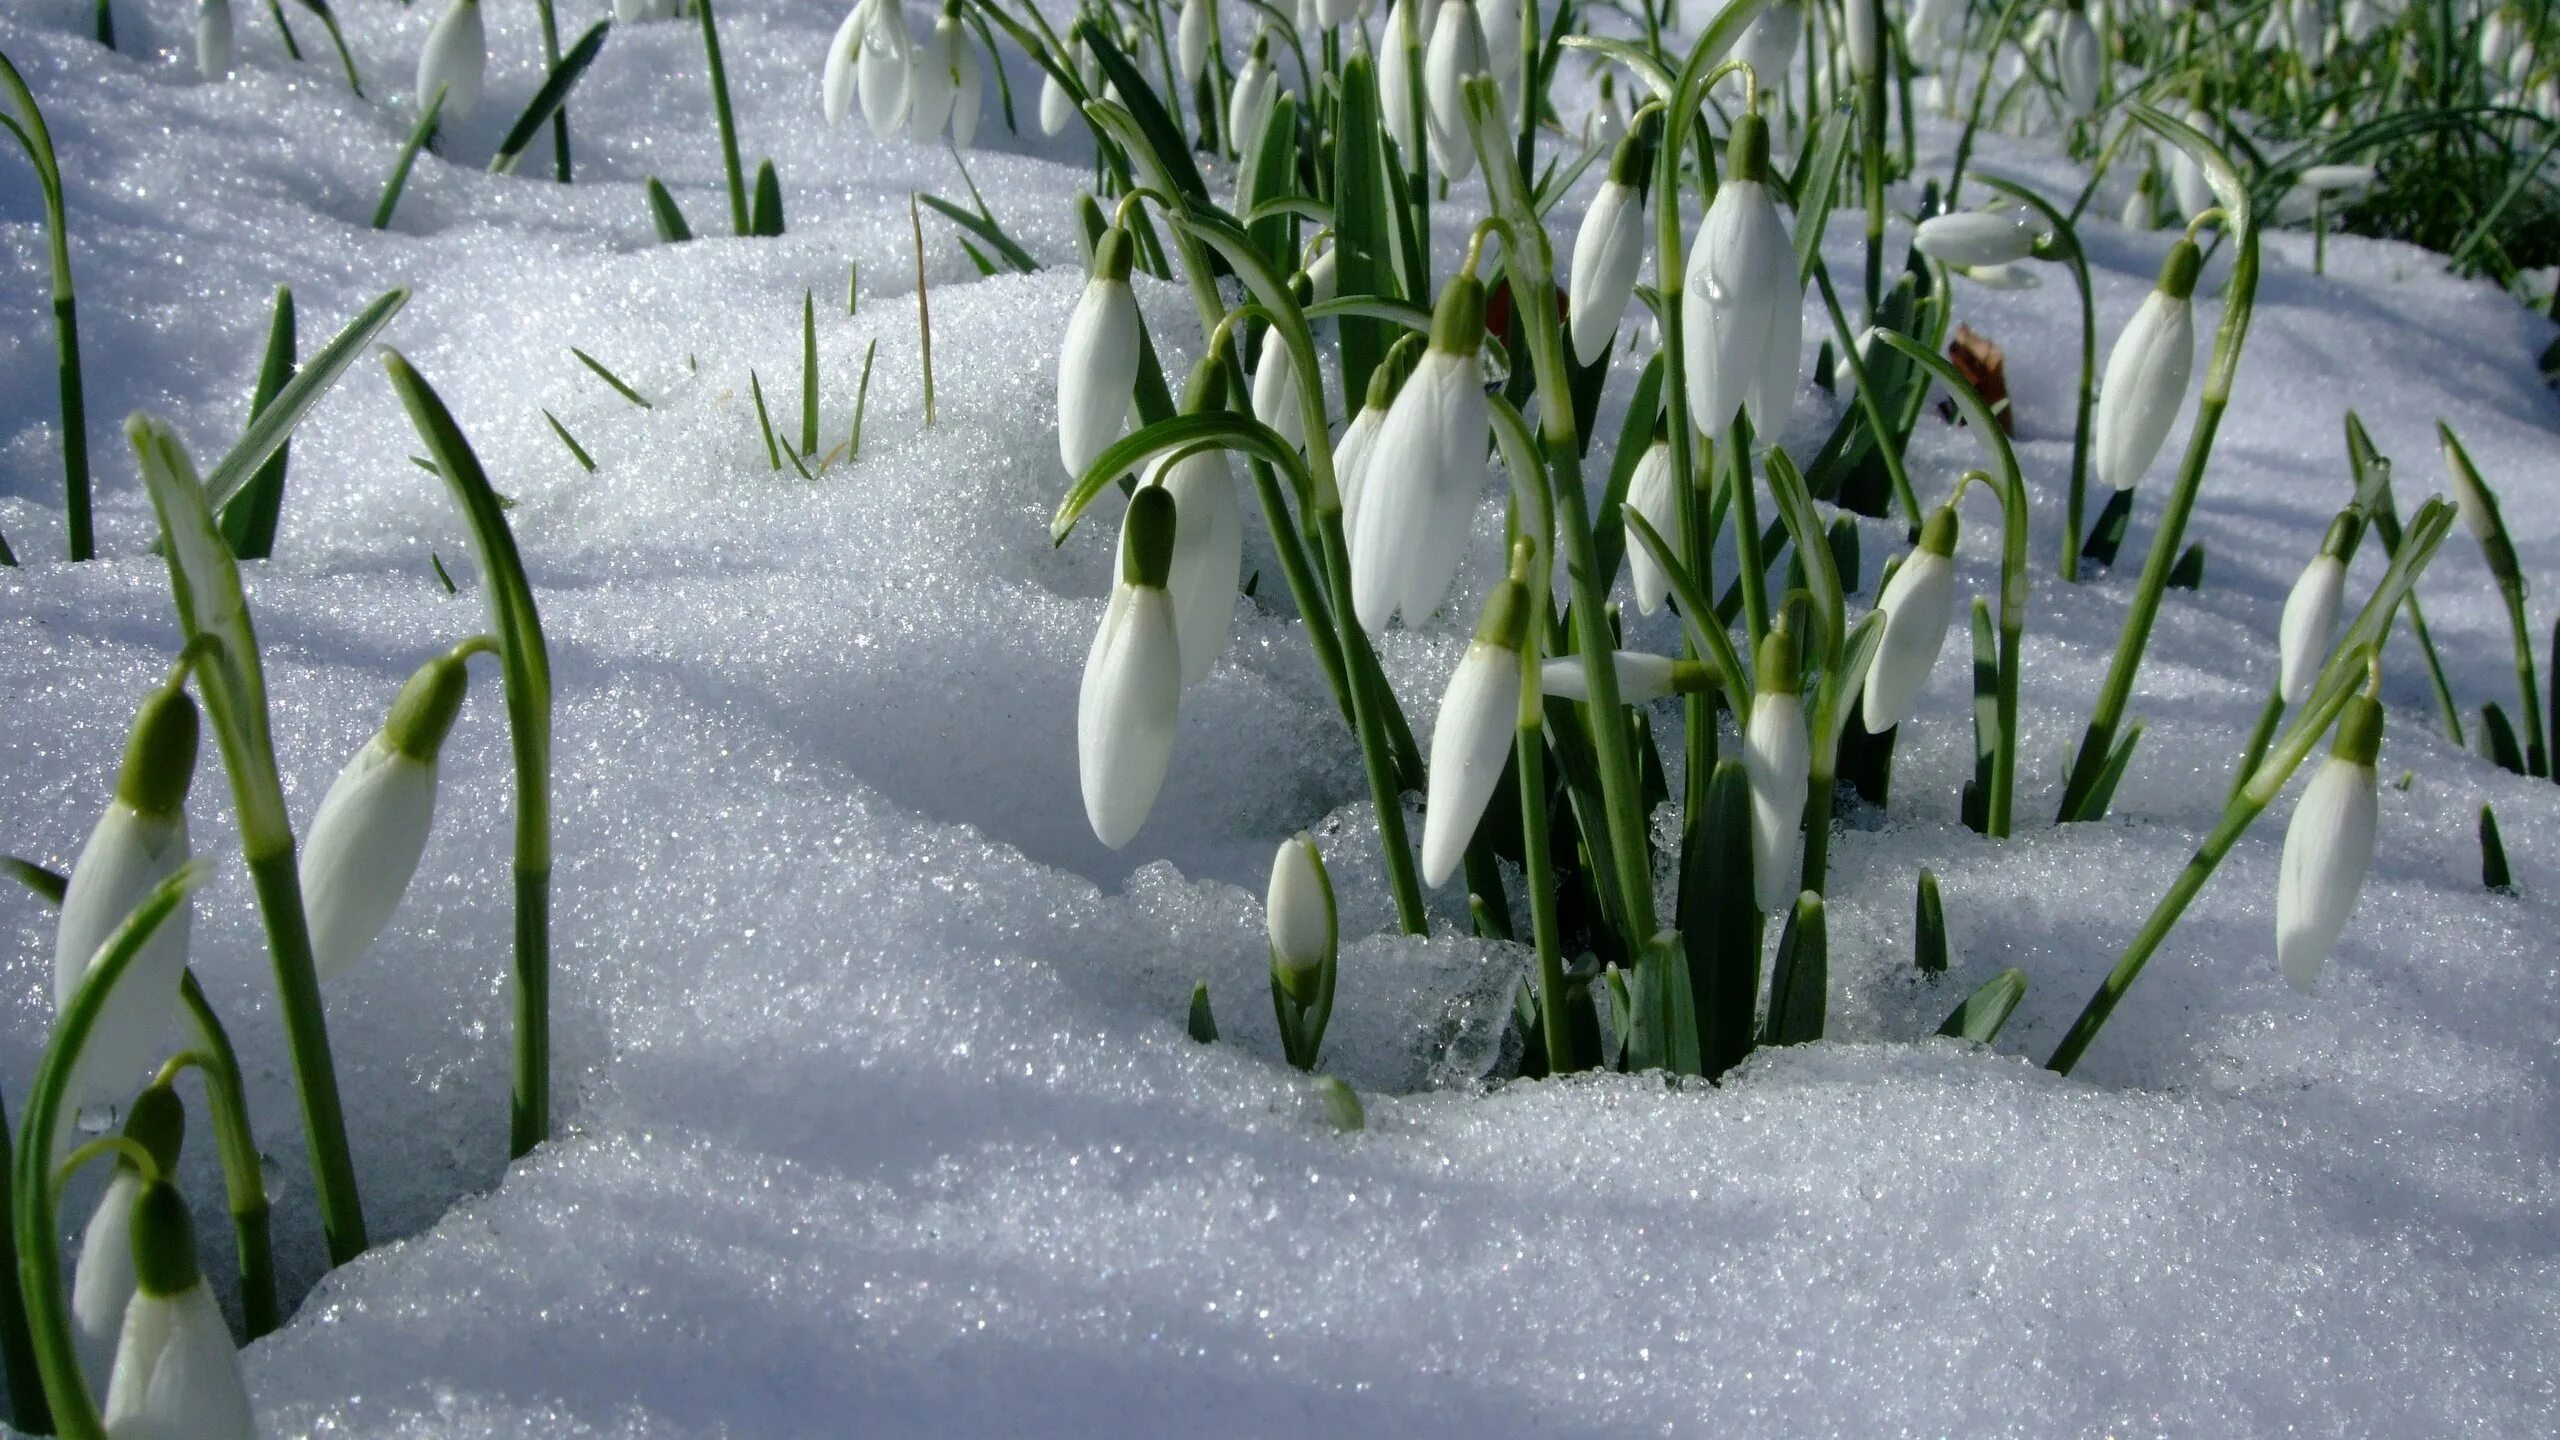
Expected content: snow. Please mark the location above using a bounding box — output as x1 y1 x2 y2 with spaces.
2 0 2558 1433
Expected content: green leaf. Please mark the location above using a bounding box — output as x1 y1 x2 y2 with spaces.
491 19 611 176
1963 596 1995 834
1332 52 1395 407
2073 718 2148 822
1555 35 1675 98
2166 541 2205 590
1051 412 1312 544
749 158 784 237
1240 91 1302 272
3 855 66 905
1762 893 1827 1046
1589 349 1665 588
1937 968 2027 1043
1314 1075 1365 1132
370 86 446 230
645 177 693 243
1625 930 1703 1077
1075 19 1207 202
1682 758 1762 1078
1792 110 1855 285
2480 702 2526 774
200 289 409 518
1915 869 1948 973
2481 804 2513 892
217 286 297 559
918 192 1039 273
1187 981 1218 1043
2079 485 2135 568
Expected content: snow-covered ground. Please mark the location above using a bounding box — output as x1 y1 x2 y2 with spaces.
3 1 2558 1433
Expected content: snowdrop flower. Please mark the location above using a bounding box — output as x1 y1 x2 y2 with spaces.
824 3 868 129
1304 238 1339 307
1229 36 1278 151
301 651 472 983
1040 67 1077 136
2276 693 2382 991
908 3 968 143
1251 323 1307 451
1478 0 1523 123
2482 7 2522 72
1336 350 1408 524
1057 225 1142 476
417 0 486 120
2278 162 2376 222
1956 261 2043 290
1862 506 1960 732
1178 0 1212 78
72 1083 182 1390
1380 0 1422 158
1349 272 1492 631
197 0 232 82
1424 0 1490 181
56 687 197 1117
102 1181 256 1440
2120 174 2158 231
1568 127 1651 364
1622 433 1677 614
1831 325 1879 393
1734 2 1803 95
1126 445 1242 686
1421 575 1529 886
2093 238 2199 492
1267 833 1336 1003
1913 207 2042 267
2277 511 2360 705
1681 107 1802 438
1585 72 1625 148
1080 487 1184 848
2054 2 2101 116
1743 626 1810 912
1541 650 1695 703
856 0 915 138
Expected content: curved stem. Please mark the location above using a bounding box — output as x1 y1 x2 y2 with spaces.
171 975 279 1338
0 51 93 561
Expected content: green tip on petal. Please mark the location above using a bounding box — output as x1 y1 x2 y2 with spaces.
384 653 471 763
128 1181 202 1299
122 1082 186 1178
2158 240 2202 300
1472 577 1532 651
1430 274 1487 355
1605 117 1655 188
1123 484 1178 589
115 686 200 820
2319 509 2363 562
1755 624 1802 694
1918 505 1961 557
1183 349 1230 415
2333 694 2384 766
1728 111 1771 185
1093 226 1135 284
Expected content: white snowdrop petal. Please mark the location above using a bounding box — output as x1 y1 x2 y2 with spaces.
1155 452 1244 685
197 0 233 81
72 1170 143 1389
1542 652 1677 703
1862 551 1956 732
54 805 192 1115
1423 0 1488 181
1743 691 1810 912
2276 757 2378 991
1568 181 1647 365
823 5 866 128
2277 554 2346 705
1078 587 1183 848
1421 642 1521 886
1913 209 2040 267
417 0 488 120
2094 289 2195 491
1266 836 1333 976
1057 280 1141 474
858 0 915 138
299 737 440 983
1623 441 1678 615
103 1284 257 1440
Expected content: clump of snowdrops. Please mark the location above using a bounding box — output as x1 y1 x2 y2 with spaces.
906 0 2530 1102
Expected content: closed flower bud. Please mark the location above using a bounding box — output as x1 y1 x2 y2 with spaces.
907 6 964 142
824 2 868 128
1080 487 1185 847
1422 578 1529 886
2055 5 2101 116
1177 0 1212 77
1040 65 1077 136
2276 696 2381 991
1541 650 1693 703
1123 446 1242 686
2168 113 2215 219
1266 833 1336 1002
57 687 199 1116
417 0 487 120
2441 426 2519 588
1380 0 1420 157
2277 512 2358 706
1335 361 1401 526
198 0 233 81
103 1182 256 1440
1913 208 2041 267
1568 133 1650 364
2094 240 2199 492
1349 274 1491 631
1682 111 1802 438
1844 0 1881 79
1478 0 1523 123
1733 2 1802 92
1622 435 1677 615
1743 628 1810 912
1229 38 1277 149
1862 506 1959 731
2120 176 2157 231
1058 228 1142 475
72 1084 183 1389
1250 324 1306 451
1423 0 1490 181
301 653 471 983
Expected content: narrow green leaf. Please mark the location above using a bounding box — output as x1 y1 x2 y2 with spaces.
2074 718 2148 821
1625 930 1703 1077
2480 702 2526 775
1937 968 2027 1043
371 86 446 230
1051 412 1312 543
1332 53 1394 405
491 20 611 176
748 370 782 470
1915 869 1948 974
540 409 595 472
2079 486 2134 568
645 177 693 243
1763 893 1828 1046
2166 541 2205 590
198 289 408 518
1240 91 1302 272
1683 758 1762 1078
799 290 819 457
2 855 66 905
1963 596 1995 834
917 191 1038 273
1186 981 1218 1043
217 286 297 559
571 347 653 409
1075 19 1207 201
749 159 784 236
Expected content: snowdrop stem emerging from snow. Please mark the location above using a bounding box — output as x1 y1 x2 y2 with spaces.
166 975 278 1338
0 49 93 561
1979 177 2096 582
2058 111 2258 824
383 353 557 1161
694 0 751 234
13 863 205 1440
1465 75 1658 937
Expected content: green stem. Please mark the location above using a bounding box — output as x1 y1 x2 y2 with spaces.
1858 0 1887 321
512 869 552 1156
2228 687 2285 805
172 975 278 1339
1980 178 2097 581
696 0 750 235
1810 260 1921 528
1317 518 1430 932
0 1079 47 1436
533 0 571 182
1946 0 2031 208
0 53 93 561
1518 716 1575 1072
247 849 368 1263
